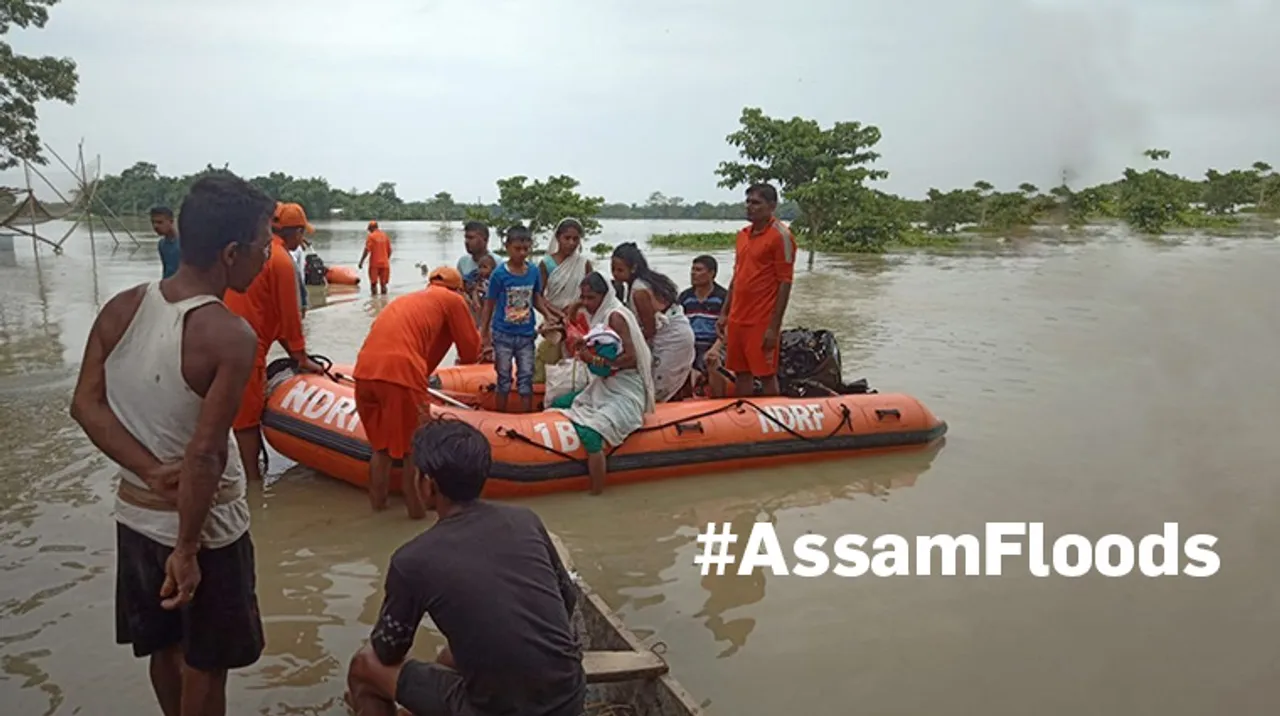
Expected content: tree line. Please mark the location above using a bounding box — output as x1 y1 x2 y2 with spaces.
84 163 800 225
712 109 1279 260
85 131 1278 255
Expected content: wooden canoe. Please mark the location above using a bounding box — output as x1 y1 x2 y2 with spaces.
550 532 705 715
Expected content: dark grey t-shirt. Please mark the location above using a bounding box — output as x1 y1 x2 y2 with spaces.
370 501 585 715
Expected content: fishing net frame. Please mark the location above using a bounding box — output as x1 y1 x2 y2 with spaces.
0 141 138 254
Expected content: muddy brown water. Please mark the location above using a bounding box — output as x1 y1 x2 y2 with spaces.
2 220 1279 715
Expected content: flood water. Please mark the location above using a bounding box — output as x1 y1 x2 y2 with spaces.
2 219 1279 715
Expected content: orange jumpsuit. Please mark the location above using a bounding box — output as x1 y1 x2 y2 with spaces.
352 286 482 458
224 235 307 430
725 217 797 377
365 230 392 286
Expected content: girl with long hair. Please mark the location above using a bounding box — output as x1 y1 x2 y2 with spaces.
610 242 696 402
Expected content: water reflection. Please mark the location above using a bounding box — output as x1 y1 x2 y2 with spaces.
545 444 942 661
0 262 62 377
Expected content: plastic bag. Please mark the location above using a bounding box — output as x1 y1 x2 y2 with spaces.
544 358 589 406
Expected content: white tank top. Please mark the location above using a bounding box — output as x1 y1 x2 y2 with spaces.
106 281 250 549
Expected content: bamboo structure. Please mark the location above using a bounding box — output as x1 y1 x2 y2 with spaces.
0 140 138 256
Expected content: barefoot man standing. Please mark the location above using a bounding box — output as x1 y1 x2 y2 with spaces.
70 175 276 716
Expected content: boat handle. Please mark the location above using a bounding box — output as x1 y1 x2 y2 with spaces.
875 408 901 421
675 421 704 435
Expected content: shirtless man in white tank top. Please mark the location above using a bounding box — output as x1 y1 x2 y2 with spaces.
71 174 276 716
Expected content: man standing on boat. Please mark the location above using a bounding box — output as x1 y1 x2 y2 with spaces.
346 419 586 716
224 202 323 484
352 267 483 518
71 175 274 716
716 183 796 397
456 220 493 281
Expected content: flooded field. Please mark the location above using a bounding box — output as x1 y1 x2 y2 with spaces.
1 219 1278 715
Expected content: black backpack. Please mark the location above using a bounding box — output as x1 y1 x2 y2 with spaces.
777 327 871 397
303 253 328 285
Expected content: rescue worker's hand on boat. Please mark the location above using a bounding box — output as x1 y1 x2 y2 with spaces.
297 356 325 374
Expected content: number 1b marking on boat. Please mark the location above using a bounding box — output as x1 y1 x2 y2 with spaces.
758 403 826 434
531 421 581 453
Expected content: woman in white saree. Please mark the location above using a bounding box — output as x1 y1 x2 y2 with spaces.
548 272 655 495
534 218 595 383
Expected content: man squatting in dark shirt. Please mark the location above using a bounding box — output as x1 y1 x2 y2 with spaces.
346 419 587 716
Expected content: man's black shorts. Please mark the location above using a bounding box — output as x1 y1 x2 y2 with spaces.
115 522 264 671
395 661 586 716
396 661 477 716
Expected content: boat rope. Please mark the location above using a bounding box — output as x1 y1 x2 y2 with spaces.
308 354 342 385
496 399 854 464
496 426 587 466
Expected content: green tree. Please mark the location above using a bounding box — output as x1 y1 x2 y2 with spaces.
715 106 895 263
972 180 994 224
1 0 78 170
922 187 979 234
1201 169 1254 215
485 174 604 242
981 188 1035 231
459 175 603 248
1251 161 1273 209
1118 149 1188 234
1059 185 1109 227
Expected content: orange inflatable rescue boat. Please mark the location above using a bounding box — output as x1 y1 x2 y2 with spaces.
261 357 948 499
325 265 361 286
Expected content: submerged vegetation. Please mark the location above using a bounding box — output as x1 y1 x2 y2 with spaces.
711 109 1278 257
649 232 738 250
81 107 1279 255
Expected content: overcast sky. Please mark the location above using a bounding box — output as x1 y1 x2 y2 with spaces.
7 0 1280 204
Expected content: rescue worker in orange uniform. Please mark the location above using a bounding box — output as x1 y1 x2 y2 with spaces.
359 221 392 294
352 267 483 518
716 183 796 397
224 202 323 482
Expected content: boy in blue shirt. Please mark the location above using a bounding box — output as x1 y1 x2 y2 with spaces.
480 225 561 413
151 206 180 279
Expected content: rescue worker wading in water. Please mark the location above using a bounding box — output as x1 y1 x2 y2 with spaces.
224 202 323 483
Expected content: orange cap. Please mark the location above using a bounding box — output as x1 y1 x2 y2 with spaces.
368 220 378 230
427 266 464 291
274 202 315 234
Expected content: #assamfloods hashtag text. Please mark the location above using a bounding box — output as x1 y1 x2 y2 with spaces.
693 521 1220 578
